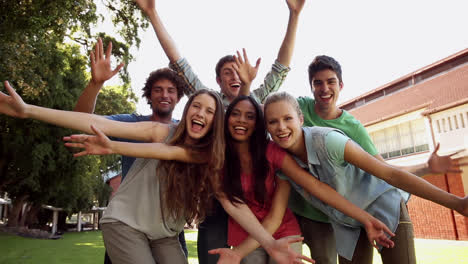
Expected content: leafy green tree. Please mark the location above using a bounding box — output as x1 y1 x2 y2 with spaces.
0 0 145 227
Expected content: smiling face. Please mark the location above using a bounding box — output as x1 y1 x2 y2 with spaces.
265 100 304 153
150 78 180 117
311 69 343 117
227 99 257 143
216 61 241 101
185 93 217 143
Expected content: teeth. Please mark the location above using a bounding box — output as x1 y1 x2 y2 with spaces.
231 84 241 88
234 126 247 131
192 120 204 126
278 133 289 138
321 95 332 99
160 101 170 105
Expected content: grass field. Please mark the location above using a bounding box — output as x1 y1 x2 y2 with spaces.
1 229 467 264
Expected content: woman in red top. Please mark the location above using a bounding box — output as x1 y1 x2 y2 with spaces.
220 95 303 263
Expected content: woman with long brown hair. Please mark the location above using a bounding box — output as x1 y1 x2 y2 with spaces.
0 84 225 263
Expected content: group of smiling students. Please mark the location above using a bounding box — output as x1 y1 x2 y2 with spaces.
2 0 468 264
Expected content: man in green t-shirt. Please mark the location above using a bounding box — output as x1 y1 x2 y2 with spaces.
292 55 463 264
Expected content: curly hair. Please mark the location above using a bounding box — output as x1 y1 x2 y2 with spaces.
157 89 225 224
141 68 186 107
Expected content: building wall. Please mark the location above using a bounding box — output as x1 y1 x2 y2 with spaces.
407 171 468 240
364 108 468 240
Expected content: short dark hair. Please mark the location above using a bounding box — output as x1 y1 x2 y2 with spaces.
141 68 185 106
215 55 235 78
308 55 343 84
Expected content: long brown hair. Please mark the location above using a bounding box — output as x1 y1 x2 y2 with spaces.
157 89 225 224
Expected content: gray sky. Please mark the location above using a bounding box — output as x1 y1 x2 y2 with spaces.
97 0 468 119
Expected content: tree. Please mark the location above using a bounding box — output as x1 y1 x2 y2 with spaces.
0 0 145 228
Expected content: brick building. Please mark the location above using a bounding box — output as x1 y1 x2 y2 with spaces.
339 49 468 240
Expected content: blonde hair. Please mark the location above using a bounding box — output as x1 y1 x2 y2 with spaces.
263 91 303 119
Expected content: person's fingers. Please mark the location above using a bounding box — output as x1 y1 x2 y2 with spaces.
286 236 304 244
90 124 105 137
456 162 468 167
382 225 395 237
232 63 239 72
97 38 103 59
112 63 125 76
433 143 440 154
90 51 95 65
236 50 244 64
233 54 241 66
73 150 89 157
64 142 85 148
105 41 113 59
207 249 221 255
297 254 315 263
242 48 250 64
255 58 261 70
4 81 21 101
448 149 465 157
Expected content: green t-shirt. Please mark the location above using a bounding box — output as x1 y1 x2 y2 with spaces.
289 96 378 222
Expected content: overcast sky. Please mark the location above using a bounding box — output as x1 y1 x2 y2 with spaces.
97 0 468 119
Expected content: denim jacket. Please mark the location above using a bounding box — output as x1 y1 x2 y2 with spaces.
169 57 290 107
279 126 401 260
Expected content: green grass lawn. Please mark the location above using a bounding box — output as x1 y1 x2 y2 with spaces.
1 230 467 264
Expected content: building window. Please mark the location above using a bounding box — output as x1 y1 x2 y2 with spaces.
442 118 447 132
460 113 466 128
436 119 441 133
453 115 459 129
448 116 453 131
370 119 429 160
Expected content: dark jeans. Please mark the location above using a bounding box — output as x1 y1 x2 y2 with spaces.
103 230 188 264
197 201 229 264
338 199 415 264
296 214 337 264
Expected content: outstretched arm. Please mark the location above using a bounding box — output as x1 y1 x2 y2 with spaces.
135 0 181 63
1 81 168 142
279 154 395 249
221 179 292 261
215 195 314 264
74 38 124 113
252 0 305 103
345 140 468 217
63 125 204 162
382 143 467 176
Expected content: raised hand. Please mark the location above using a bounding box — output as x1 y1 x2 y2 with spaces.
63 125 114 157
428 143 467 174
232 48 261 86
363 217 395 249
134 0 155 15
286 0 306 15
264 236 315 264
208 248 242 264
0 81 28 118
90 38 124 85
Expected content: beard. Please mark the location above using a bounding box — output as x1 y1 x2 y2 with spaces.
153 107 173 118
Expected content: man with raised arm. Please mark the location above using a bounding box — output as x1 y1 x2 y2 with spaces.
133 0 305 262
74 39 190 263
292 55 466 264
